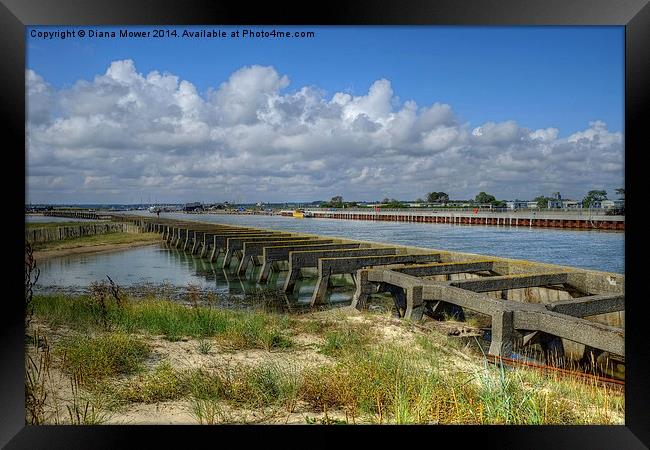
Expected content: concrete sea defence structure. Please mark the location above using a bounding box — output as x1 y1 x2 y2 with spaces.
25 221 141 244
279 208 625 231
102 214 624 374
38 212 624 377
42 209 113 220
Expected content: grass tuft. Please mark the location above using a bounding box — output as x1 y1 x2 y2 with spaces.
55 332 150 384
34 294 293 351
117 361 186 403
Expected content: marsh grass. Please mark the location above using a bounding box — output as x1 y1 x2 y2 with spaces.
189 397 232 424
55 332 150 384
26 328 114 425
25 330 52 424
234 363 302 410
320 322 373 357
299 339 621 425
32 294 623 425
66 370 114 425
196 339 213 354
34 294 293 351
118 361 186 403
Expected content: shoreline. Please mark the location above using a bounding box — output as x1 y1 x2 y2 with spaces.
34 239 160 261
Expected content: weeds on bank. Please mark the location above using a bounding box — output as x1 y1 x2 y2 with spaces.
66 369 113 425
33 293 293 351
55 332 150 384
298 337 622 425
196 340 213 354
190 397 232 424
118 361 186 403
25 241 40 329
116 360 303 423
26 328 113 424
30 292 622 425
320 322 373 357
25 331 52 424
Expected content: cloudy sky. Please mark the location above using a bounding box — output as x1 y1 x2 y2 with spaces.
26 26 624 204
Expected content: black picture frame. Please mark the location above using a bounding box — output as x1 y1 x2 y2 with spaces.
3 0 648 447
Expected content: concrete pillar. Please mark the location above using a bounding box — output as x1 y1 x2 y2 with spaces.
182 230 191 252
283 268 302 292
258 262 273 284
209 236 219 262
311 271 331 306
222 248 236 268
351 270 373 310
200 234 210 258
404 285 424 321
488 310 517 357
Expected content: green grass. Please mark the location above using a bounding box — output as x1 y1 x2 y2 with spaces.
33 232 159 251
55 332 150 384
34 294 293 350
117 361 186 403
320 323 373 357
298 340 622 425
116 361 302 415
32 294 623 425
196 340 213 354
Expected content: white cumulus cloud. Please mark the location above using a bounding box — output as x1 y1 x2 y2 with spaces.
25 60 624 203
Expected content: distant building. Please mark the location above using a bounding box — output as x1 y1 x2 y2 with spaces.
601 199 624 209
562 200 582 209
547 192 563 208
506 200 528 210
526 201 538 209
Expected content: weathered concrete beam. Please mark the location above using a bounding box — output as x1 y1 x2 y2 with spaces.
284 247 398 292
311 254 440 305
211 233 287 263
258 242 361 283
319 254 441 277
392 260 494 277
513 309 624 357
449 272 570 293
223 235 304 269
237 237 333 275
201 230 268 258
565 272 625 296
423 284 513 317
546 294 624 317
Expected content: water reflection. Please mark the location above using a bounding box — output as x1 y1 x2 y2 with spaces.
36 242 355 306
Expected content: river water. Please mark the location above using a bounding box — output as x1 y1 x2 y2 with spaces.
33 211 624 299
125 211 624 273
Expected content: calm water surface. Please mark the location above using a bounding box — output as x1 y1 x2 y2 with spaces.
127 211 625 273
34 212 623 299
35 243 352 304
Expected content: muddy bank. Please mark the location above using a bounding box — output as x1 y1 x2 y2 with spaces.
34 239 160 261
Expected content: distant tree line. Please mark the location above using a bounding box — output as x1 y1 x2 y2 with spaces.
318 187 624 210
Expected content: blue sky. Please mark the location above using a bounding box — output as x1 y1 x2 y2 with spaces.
27 26 623 136
25 26 625 204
